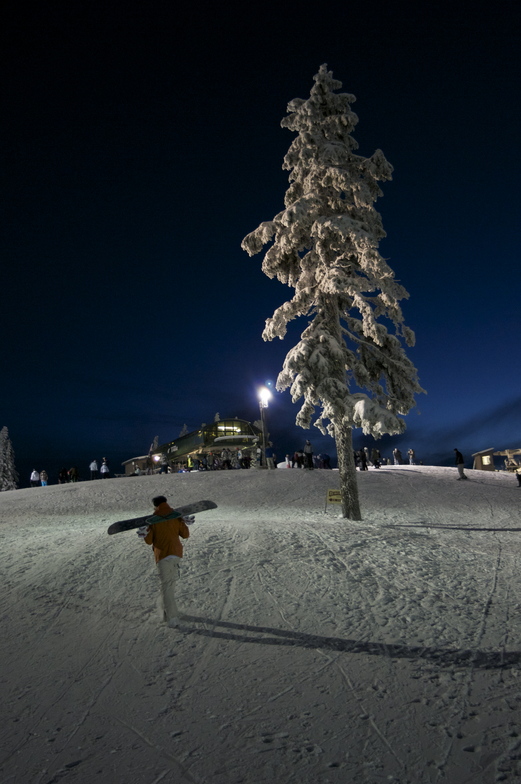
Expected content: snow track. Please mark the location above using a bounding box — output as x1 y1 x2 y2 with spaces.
1 466 521 783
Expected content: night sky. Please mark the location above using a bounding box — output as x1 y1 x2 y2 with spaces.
2 0 520 485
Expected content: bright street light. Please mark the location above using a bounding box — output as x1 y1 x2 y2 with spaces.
258 387 272 468
259 386 272 408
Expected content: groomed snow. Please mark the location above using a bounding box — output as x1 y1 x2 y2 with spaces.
1 465 521 783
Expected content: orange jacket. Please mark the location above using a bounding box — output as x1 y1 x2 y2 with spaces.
144 502 190 563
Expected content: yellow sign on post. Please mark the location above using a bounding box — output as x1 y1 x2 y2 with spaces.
325 489 342 512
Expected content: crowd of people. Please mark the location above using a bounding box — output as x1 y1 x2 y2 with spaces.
26 444 415 486
190 449 253 471
159 442 331 473
29 445 518 487
351 446 419 469
29 459 111 487
125 451 253 476
286 443 331 469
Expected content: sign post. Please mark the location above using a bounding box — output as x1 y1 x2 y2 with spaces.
325 489 342 512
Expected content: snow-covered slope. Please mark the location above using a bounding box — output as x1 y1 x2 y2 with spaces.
1 466 520 783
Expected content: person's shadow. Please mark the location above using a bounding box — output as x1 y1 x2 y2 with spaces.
182 616 519 670
388 522 521 532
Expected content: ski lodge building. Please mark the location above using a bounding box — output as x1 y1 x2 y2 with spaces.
122 418 262 474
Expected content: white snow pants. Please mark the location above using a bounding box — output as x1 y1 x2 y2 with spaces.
157 557 180 622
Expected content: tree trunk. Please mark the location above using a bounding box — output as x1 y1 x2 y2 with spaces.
335 422 362 520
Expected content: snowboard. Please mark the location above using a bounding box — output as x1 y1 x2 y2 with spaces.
107 499 218 535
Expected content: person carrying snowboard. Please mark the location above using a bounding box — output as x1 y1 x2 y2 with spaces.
138 495 191 628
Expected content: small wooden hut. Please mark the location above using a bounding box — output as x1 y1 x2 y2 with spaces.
471 448 496 471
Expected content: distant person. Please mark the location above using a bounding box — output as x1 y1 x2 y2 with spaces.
393 448 402 465
30 469 40 487
89 460 99 480
138 495 191 628
159 455 169 474
407 448 416 465
322 453 331 469
40 470 48 487
100 459 110 478
303 440 313 469
359 449 368 471
516 467 521 487
371 449 381 468
58 468 68 484
454 449 468 480
69 466 79 482
265 444 275 469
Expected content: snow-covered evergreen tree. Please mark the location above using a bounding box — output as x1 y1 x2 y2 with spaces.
214 412 220 422
0 426 19 491
242 65 424 519
179 424 189 437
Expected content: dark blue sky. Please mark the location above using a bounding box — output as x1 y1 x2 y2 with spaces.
2 0 520 484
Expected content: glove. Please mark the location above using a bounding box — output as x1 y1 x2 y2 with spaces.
137 525 150 538
183 515 195 526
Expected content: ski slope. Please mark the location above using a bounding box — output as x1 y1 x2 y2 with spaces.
1 465 520 783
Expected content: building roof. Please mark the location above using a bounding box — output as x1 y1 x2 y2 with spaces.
121 455 149 466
